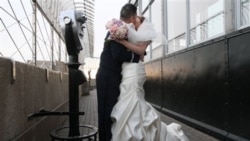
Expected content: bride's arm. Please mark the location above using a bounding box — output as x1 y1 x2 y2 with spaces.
115 39 150 55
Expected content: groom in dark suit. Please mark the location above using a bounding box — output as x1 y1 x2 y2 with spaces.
96 3 139 141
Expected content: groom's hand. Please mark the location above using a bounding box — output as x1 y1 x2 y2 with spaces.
113 39 126 45
140 55 144 62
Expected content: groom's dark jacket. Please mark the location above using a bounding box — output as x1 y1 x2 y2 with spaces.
98 33 140 73
96 32 140 141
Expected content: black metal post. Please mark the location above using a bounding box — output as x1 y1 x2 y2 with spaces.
68 55 81 137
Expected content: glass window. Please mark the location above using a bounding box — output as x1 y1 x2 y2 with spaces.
143 9 151 62
130 0 137 4
142 0 151 12
151 0 163 49
240 0 250 27
167 0 186 53
151 0 164 60
190 0 224 45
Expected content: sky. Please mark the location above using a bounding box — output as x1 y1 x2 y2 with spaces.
93 0 128 57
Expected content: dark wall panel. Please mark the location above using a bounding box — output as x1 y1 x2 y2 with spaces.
228 33 250 139
161 51 196 114
161 41 229 129
144 31 250 140
144 61 162 107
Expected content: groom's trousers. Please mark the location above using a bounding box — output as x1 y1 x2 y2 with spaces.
96 68 121 141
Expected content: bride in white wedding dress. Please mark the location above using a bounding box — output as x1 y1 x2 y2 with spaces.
110 17 189 141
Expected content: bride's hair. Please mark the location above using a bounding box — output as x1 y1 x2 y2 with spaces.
137 16 145 23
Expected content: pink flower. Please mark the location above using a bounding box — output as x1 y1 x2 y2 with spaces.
105 18 128 40
110 25 118 34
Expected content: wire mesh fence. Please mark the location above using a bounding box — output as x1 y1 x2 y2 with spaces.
0 0 94 70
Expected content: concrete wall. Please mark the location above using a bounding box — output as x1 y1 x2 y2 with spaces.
0 57 69 141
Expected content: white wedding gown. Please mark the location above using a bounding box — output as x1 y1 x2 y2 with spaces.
110 19 189 141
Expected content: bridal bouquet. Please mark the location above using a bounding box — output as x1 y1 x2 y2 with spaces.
105 18 128 40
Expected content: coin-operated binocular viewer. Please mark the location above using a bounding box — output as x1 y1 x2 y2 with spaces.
28 10 98 141
60 10 86 59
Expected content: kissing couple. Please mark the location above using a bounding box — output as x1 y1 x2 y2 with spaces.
96 3 189 141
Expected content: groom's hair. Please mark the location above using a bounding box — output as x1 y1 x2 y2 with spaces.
120 3 137 20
